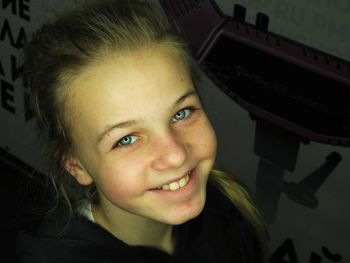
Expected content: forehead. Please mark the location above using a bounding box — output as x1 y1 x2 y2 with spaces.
70 44 191 97
65 44 194 137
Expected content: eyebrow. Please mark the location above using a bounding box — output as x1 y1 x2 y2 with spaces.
96 90 196 145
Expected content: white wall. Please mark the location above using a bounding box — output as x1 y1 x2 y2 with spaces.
205 1 350 261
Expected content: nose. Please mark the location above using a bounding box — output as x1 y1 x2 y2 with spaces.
151 131 187 171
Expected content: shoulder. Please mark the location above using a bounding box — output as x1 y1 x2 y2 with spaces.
15 206 122 263
16 206 174 263
197 182 264 263
205 181 241 217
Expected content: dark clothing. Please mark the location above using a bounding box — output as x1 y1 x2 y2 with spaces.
16 184 263 263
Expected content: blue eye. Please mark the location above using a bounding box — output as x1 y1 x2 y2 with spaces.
116 135 138 147
172 108 192 122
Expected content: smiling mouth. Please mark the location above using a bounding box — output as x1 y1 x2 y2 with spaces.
154 170 193 191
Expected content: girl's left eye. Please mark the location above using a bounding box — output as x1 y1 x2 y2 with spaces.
172 108 193 123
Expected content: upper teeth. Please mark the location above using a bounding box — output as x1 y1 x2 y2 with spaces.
158 172 191 191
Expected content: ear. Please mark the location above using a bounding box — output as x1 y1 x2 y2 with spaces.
63 155 93 186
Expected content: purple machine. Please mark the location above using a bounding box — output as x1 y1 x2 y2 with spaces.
160 0 350 226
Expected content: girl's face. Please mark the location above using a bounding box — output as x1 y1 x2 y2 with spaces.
66 44 217 225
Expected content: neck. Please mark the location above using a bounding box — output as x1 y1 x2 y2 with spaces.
92 203 175 254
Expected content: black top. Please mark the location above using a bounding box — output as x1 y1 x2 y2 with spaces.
16 183 263 263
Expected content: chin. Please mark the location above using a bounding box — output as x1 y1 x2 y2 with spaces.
164 198 206 225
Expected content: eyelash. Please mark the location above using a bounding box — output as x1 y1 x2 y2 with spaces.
113 107 198 149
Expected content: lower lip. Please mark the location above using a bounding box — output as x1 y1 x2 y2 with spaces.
149 168 198 200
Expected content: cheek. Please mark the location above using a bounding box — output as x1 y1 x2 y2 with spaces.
96 160 148 200
192 117 217 157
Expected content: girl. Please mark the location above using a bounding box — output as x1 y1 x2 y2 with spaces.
16 0 268 262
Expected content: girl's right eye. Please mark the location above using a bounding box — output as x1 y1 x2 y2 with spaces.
115 135 138 148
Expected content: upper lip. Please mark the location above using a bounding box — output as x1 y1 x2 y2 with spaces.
152 168 194 189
